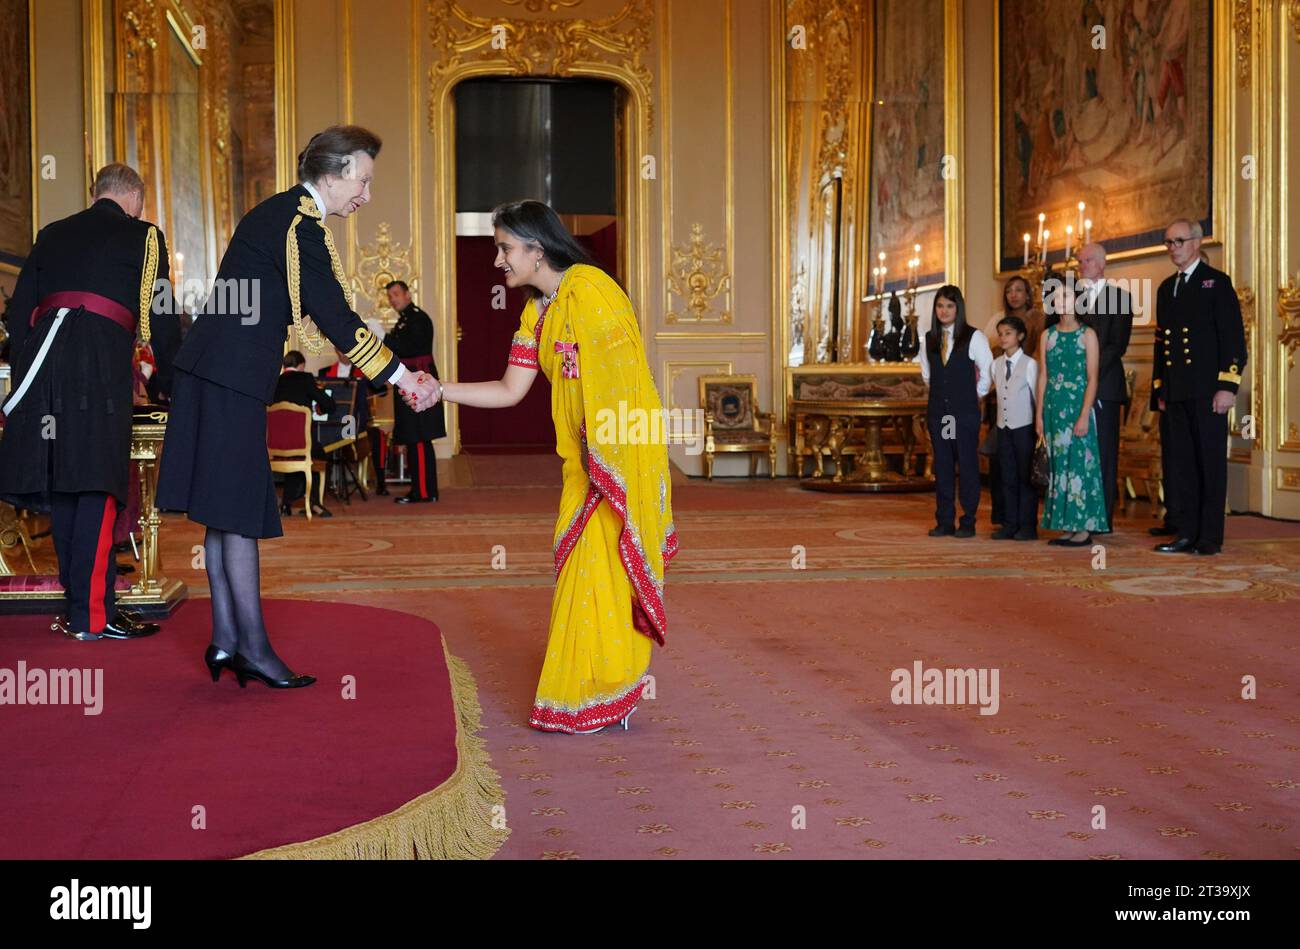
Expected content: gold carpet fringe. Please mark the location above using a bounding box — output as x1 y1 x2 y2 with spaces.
240 640 510 860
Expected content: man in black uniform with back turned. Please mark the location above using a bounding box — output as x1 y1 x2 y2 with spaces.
0 163 167 640
1151 218 1246 556
384 280 446 503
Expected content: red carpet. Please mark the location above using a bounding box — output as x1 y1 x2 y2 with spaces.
0 599 507 859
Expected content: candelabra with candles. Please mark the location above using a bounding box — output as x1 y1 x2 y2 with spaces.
1019 202 1092 301
866 245 922 363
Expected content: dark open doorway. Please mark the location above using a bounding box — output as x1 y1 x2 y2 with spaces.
452 77 624 453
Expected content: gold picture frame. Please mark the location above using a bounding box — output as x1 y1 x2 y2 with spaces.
992 0 1234 276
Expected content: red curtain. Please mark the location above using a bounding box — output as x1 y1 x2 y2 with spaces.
453 223 619 453
455 236 555 452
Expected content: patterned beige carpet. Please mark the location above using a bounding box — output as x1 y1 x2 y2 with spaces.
58 458 1300 858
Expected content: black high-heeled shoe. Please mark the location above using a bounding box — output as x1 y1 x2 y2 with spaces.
231 653 316 689
204 644 236 682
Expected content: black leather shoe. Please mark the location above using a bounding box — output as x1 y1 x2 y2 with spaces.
1148 524 1178 536
306 505 333 518
101 611 160 639
279 503 293 516
1154 537 1197 553
954 526 976 538
991 528 1016 540
204 644 236 682
928 525 955 537
1012 529 1038 541
231 653 316 689
395 495 433 504
1060 533 1093 547
1195 543 1222 556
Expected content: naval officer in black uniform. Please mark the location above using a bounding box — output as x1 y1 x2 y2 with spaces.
1151 219 1246 556
156 125 438 688
384 280 446 503
0 163 166 641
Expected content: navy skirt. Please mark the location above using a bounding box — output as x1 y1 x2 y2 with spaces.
156 369 283 539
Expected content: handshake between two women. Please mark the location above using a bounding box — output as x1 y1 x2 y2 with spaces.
396 369 442 412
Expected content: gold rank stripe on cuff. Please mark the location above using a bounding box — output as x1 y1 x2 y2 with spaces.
345 326 394 380
1218 370 1243 384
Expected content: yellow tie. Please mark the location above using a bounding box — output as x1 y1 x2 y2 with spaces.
941 331 951 366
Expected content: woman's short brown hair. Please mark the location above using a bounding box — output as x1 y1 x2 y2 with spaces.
297 125 382 183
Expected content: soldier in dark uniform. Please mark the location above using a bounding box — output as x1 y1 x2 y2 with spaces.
1151 219 1246 556
0 163 166 641
384 280 446 503
155 125 438 688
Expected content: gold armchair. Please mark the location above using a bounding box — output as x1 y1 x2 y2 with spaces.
699 373 777 479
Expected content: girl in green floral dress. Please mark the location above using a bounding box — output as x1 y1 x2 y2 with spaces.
1034 279 1109 544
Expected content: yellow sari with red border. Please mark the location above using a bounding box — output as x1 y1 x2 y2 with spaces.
506 264 678 733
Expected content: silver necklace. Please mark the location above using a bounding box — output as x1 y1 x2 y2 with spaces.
540 269 569 308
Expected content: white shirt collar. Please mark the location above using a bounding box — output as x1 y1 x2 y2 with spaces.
302 179 327 217
1083 278 1105 302
1180 259 1201 279
1005 348 1022 367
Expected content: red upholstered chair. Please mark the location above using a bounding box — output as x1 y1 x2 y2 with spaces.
267 402 326 522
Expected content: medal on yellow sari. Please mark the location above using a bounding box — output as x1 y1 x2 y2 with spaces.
515 265 678 733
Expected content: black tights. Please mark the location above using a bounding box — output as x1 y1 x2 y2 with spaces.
203 526 292 679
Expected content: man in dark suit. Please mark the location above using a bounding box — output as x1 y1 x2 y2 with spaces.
0 163 167 640
384 280 446 503
1151 219 1246 556
1073 242 1134 530
274 350 335 517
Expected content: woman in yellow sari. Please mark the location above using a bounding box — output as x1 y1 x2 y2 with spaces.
433 200 677 734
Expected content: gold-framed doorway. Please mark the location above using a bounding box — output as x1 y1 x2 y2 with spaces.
426 0 655 454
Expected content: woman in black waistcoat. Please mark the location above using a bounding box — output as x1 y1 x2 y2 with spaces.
156 126 437 688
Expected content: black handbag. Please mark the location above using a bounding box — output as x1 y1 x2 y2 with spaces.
1030 436 1051 492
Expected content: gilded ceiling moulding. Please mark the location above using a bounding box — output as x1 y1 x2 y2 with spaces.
427 0 654 130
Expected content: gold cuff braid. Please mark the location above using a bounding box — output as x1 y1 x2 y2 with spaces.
344 325 395 380
138 226 159 344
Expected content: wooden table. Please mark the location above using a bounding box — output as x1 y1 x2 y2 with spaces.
789 397 934 492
